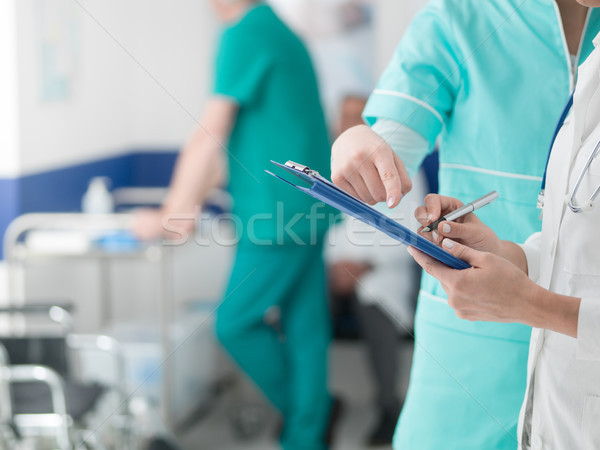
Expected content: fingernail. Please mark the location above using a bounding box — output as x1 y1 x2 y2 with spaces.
442 223 451 233
406 247 414 256
387 197 395 207
432 231 439 241
427 213 433 221
442 239 456 249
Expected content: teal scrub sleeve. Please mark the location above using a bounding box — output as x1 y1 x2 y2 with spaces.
363 0 462 149
214 29 273 106
371 119 429 179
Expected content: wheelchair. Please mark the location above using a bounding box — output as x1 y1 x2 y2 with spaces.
0 303 178 450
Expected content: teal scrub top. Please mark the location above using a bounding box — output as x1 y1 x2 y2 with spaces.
214 4 331 245
363 0 600 448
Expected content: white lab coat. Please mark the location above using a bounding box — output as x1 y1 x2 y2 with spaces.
517 33 600 450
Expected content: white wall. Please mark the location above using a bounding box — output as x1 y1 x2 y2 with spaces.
16 0 134 175
13 0 219 177
373 0 429 77
127 0 219 149
0 0 20 178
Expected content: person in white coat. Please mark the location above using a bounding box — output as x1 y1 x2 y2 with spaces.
406 18 600 450
325 169 427 445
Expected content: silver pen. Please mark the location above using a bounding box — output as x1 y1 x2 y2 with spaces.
422 191 499 232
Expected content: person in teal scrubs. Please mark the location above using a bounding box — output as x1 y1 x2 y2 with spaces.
134 1 335 448
330 0 600 448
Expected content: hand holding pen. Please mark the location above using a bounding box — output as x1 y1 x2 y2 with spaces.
414 192 502 255
422 191 498 232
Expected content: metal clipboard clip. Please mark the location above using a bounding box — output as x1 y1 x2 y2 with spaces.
284 161 320 176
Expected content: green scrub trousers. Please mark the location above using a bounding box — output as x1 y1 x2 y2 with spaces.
216 241 332 450
212 5 335 448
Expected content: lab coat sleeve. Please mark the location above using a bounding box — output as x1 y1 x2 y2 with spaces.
362 0 461 149
576 298 600 362
518 231 542 283
324 217 376 265
372 119 430 179
324 218 351 264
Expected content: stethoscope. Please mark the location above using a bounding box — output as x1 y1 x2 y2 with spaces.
539 94 600 213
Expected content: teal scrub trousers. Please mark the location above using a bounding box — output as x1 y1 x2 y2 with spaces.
215 241 332 450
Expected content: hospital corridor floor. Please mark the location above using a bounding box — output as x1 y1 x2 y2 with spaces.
179 339 413 449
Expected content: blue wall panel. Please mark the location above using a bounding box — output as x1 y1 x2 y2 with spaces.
130 151 177 187
19 154 134 214
0 178 21 258
0 150 178 258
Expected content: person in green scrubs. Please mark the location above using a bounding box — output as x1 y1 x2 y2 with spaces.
133 1 335 448
330 0 600 448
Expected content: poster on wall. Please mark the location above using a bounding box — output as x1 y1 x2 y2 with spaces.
37 0 79 102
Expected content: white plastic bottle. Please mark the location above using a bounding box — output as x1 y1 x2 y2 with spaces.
82 177 114 214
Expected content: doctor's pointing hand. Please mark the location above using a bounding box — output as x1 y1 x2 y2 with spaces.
331 124 412 207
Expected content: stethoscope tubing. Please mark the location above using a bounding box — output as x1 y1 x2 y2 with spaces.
568 140 600 213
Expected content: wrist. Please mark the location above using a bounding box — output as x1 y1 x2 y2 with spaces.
161 201 199 218
160 204 198 235
521 284 548 329
496 240 528 273
492 238 508 258
524 286 581 337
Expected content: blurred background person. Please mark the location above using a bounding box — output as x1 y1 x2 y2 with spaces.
329 94 429 447
270 0 374 135
134 0 338 448
270 1 428 446
325 167 427 446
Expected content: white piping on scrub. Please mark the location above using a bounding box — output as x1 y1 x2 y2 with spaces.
419 290 448 305
372 89 445 127
440 163 543 182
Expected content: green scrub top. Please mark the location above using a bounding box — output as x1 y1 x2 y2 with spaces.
214 3 331 245
363 0 600 448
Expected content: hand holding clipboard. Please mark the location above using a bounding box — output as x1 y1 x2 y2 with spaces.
266 160 471 270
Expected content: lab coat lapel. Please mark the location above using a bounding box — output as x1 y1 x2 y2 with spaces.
571 63 598 148
541 41 599 287
561 48 600 199
572 35 600 147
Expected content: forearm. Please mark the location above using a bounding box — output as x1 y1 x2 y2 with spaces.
162 136 225 215
162 98 236 216
496 240 529 273
525 287 580 338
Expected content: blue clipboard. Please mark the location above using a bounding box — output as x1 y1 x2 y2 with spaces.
266 160 470 270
